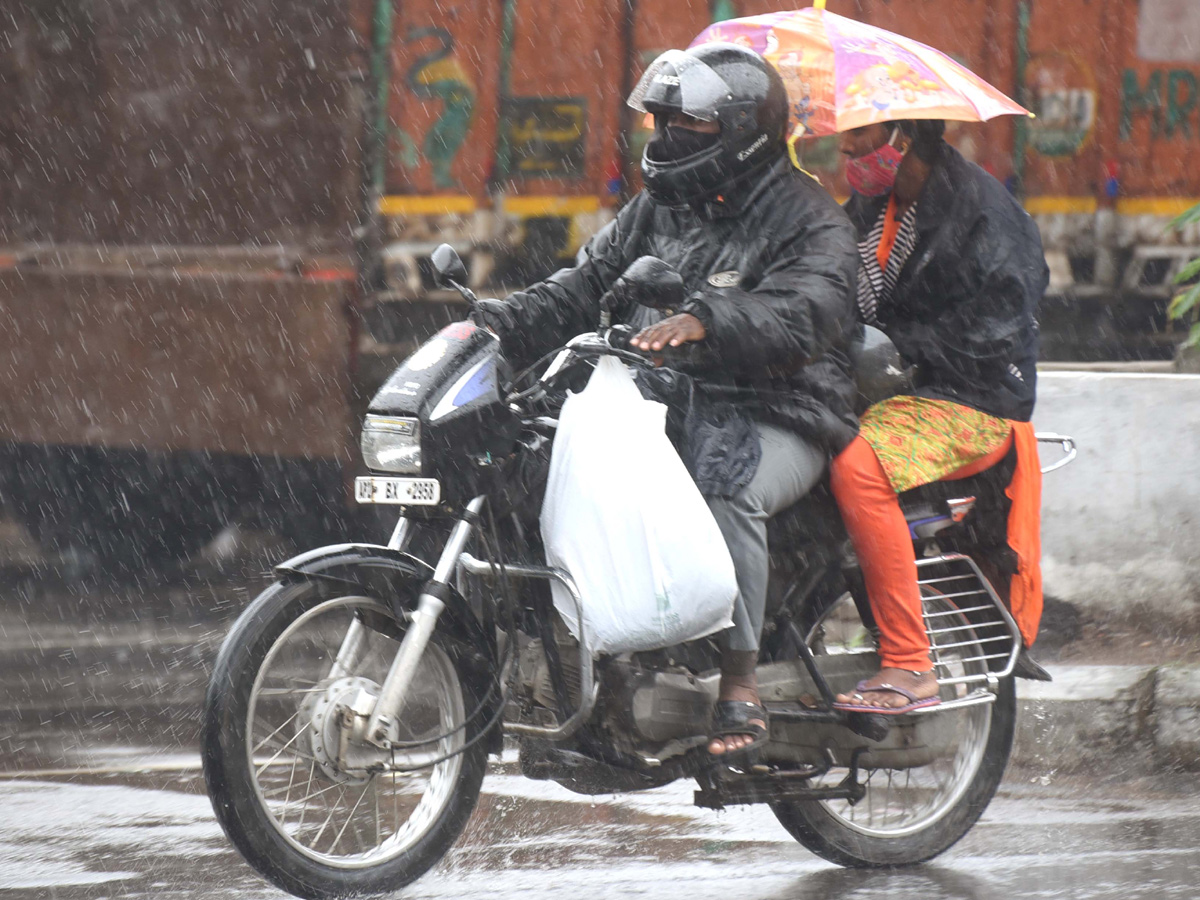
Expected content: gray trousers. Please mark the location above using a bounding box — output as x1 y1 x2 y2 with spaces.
706 423 826 652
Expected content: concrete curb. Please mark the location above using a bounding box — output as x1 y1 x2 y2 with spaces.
1014 664 1200 773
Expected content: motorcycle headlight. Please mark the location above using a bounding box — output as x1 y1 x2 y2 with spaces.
361 415 422 474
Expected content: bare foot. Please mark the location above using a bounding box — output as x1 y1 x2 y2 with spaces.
834 668 939 711
708 674 765 756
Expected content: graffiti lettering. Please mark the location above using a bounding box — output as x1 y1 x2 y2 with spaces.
1120 69 1162 140
1120 68 1200 141
394 27 477 190
1026 53 1097 157
1167 71 1198 140
498 98 588 179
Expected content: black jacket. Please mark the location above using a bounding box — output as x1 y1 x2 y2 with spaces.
844 144 1047 422
493 158 861 471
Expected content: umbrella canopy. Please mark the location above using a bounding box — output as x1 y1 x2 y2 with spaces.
690 5 1030 138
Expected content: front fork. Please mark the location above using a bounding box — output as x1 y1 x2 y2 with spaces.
323 517 413 683
354 496 486 748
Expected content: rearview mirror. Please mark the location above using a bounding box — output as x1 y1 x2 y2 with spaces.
431 243 468 288
613 256 686 311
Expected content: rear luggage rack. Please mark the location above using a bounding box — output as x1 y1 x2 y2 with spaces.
916 553 1022 692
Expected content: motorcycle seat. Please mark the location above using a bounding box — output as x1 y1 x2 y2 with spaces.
767 441 1017 552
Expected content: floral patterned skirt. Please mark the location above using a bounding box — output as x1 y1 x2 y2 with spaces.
858 396 1013 493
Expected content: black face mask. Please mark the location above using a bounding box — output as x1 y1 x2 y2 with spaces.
651 125 720 162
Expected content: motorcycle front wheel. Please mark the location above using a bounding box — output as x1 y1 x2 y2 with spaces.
201 580 489 899
771 588 1016 867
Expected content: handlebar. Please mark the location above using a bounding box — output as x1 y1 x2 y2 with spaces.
505 329 707 413
505 333 653 408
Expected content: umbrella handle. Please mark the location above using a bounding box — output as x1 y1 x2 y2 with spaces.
787 124 809 171
788 133 803 170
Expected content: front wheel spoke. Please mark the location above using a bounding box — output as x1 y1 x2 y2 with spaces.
296 761 315 833
251 709 302 756
374 773 382 847
254 744 321 767
255 727 312 777
330 780 372 854
308 786 347 849
265 777 347 805
282 750 301 809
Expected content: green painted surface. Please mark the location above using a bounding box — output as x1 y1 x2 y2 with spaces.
493 0 520 186
1012 0 1031 197
397 27 476 191
711 0 737 23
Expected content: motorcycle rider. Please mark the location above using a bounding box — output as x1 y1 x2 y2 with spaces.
473 43 860 757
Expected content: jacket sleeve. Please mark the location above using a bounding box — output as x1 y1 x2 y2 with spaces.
489 197 645 369
682 193 859 377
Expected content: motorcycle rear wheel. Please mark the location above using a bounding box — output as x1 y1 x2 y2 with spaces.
771 589 1016 867
202 580 488 899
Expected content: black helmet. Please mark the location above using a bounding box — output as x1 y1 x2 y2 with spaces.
629 43 789 208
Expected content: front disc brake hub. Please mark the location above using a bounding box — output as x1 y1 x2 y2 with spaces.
306 675 389 784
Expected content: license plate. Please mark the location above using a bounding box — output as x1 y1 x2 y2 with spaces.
355 477 441 506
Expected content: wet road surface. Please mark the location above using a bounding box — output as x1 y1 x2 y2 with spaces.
2 571 1199 899
3 731 1199 899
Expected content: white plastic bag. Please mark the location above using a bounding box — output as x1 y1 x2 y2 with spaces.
540 356 737 655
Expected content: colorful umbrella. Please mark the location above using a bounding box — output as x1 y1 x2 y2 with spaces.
690 2 1030 139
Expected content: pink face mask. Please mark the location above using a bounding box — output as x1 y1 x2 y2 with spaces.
845 128 904 197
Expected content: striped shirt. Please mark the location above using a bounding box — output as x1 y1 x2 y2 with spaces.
856 200 920 325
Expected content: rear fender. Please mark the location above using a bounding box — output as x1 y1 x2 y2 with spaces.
274 543 494 671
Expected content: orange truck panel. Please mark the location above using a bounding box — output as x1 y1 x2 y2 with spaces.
381 0 1200 207
386 2 504 197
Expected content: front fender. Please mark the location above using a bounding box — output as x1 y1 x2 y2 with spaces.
274 543 493 664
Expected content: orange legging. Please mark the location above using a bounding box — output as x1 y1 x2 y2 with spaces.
829 432 1013 671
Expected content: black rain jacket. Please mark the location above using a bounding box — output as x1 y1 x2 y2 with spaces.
491 157 861 493
844 144 1047 422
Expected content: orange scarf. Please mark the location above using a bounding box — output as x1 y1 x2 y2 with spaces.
875 193 901 273
1005 421 1043 647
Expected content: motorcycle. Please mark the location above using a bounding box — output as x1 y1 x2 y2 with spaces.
201 245 1077 899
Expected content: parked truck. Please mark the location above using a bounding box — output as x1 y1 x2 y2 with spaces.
374 0 1200 357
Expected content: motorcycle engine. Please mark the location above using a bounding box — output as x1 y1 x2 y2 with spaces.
604 657 720 748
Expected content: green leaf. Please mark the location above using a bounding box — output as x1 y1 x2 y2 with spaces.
1171 202 1200 230
1168 283 1200 320
1185 322 1200 349
1173 256 1200 285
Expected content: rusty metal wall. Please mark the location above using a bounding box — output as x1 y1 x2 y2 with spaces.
0 0 366 246
0 265 353 459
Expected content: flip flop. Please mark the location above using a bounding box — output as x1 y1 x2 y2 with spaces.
708 700 770 762
832 679 942 716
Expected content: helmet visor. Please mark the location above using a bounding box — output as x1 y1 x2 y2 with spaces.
627 49 735 123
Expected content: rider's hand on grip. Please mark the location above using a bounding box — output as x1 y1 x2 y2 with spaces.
471 298 517 337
